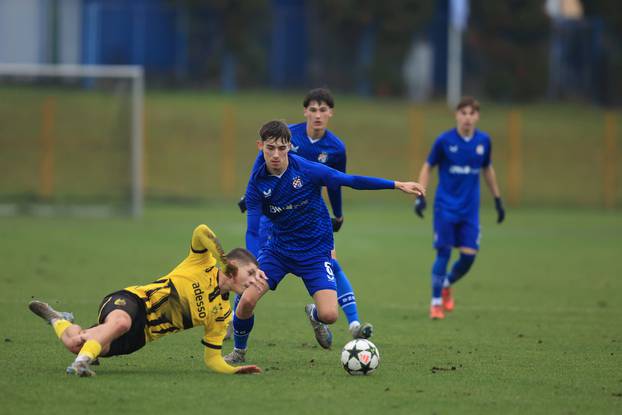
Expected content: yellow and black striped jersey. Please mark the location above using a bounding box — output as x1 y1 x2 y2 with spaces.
124 225 232 350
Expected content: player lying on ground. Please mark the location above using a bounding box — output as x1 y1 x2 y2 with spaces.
225 120 425 363
29 224 266 377
236 88 373 340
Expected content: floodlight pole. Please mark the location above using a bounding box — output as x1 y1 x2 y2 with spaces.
446 23 462 109
447 0 469 109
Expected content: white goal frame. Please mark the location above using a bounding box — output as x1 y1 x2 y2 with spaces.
0 63 144 217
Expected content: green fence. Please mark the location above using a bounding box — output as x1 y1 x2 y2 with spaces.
1 89 620 209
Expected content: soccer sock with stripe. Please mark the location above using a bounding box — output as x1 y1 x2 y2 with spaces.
75 339 102 363
447 253 476 285
333 258 360 327
431 247 451 305
233 313 254 351
52 319 72 339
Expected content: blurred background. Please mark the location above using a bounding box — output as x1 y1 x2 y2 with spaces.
0 0 620 215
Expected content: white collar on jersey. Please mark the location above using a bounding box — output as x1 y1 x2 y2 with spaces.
458 132 474 142
307 135 323 144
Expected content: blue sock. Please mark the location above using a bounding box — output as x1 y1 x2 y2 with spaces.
333 258 359 325
431 247 451 302
448 253 476 285
233 312 254 350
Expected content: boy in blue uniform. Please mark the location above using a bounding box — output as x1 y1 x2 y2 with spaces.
238 88 372 339
414 97 505 319
226 120 424 362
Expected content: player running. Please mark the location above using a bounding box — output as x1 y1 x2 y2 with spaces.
237 88 372 340
29 225 265 376
414 96 505 320
225 120 424 363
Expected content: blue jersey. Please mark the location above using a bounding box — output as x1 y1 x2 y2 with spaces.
245 153 393 260
427 128 492 219
288 122 347 217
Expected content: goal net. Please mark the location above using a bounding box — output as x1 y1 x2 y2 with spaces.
0 64 144 217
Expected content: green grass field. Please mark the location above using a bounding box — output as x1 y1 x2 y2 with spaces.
1 202 620 414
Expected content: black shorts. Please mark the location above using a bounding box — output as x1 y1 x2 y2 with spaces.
97 290 147 357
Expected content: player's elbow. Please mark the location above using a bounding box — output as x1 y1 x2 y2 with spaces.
194 224 211 238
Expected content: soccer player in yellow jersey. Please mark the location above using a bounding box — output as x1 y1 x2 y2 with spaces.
29 224 267 377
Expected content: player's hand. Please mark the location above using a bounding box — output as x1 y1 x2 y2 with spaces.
414 195 426 218
237 196 247 213
395 181 425 197
235 365 262 374
494 197 505 224
331 217 344 232
246 269 269 292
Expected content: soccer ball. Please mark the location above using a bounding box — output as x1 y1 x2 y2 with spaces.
340 339 380 375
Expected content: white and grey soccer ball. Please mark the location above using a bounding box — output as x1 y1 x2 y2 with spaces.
341 339 380 375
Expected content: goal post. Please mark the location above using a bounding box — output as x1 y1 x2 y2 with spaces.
0 64 144 217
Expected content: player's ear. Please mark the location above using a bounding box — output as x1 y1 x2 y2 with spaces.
224 260 238 278
257 140 263 151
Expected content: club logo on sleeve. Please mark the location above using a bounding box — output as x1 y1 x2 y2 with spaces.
476 144 484 155
291 145 300 152
317 152 328 163
292 176 303 189
262 188 272 198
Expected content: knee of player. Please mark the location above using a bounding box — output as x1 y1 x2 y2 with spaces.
318 308 338 324
107 313 132 335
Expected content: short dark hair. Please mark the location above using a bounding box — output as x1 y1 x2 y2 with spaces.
224 247 258 277
303 88 334 108
259 120 291 143
456 96 480 112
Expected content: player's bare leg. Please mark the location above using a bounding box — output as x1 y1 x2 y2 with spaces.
65 310 131 377
225 282 269 364
28 300 85 351
305 289 337 349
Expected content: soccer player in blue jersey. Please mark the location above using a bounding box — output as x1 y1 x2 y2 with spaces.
225 120 424 363
414 97 505 320
237 88 372 340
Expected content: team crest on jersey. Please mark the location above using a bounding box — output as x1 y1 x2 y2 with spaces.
317 152 328 163
114 298 126 306
292 176 303 189
449 145 458 153
476 144 485 155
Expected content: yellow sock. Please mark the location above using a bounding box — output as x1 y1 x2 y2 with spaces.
78 340 102 361
52 319 72 339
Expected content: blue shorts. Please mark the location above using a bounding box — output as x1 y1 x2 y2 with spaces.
433 210 480 250
257 248 337 296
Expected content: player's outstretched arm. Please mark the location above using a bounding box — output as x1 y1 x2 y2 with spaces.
306 158 424 196
191 225 235 273
203 345 262 374
394 181 426 196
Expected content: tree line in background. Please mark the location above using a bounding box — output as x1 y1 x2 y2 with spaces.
170 0 620 105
